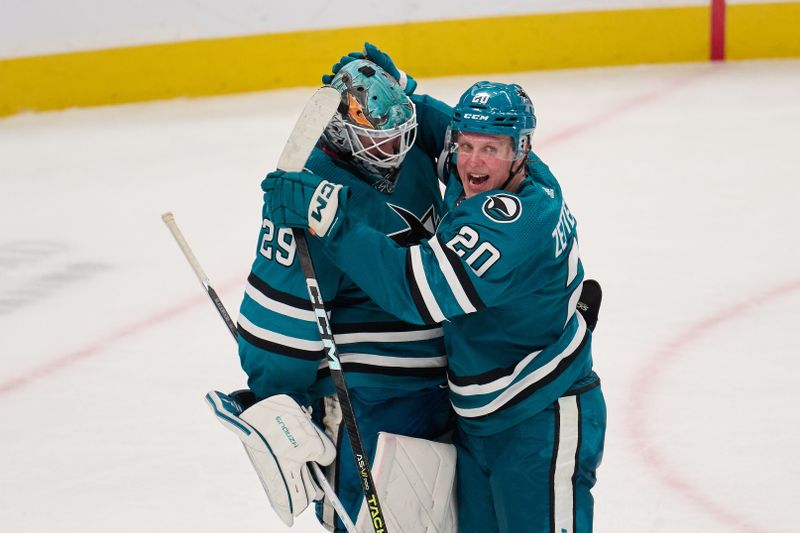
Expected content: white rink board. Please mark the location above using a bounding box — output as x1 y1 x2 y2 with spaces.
0 0 710 59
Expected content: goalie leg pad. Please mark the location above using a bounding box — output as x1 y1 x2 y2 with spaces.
355 432 458 533
205 391 337 526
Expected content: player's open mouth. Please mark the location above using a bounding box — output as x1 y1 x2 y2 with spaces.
468 174 489 186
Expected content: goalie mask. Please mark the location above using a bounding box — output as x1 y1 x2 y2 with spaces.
324 59 417 192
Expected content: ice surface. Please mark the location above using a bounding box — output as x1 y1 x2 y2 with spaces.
1 59 798 532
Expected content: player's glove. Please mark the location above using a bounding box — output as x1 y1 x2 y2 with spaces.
205 391 337 527
322 42 417 95
263 170 349 239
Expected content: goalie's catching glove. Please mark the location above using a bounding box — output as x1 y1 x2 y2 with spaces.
263 170 349 239
322 42 417 95
205 391 337 526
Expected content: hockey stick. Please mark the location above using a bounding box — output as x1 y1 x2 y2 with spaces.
161 209 357 533
275 87 389 533
165 86 388 533
161 212 237 341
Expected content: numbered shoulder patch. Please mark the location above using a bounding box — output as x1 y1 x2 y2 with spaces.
482 193 522 223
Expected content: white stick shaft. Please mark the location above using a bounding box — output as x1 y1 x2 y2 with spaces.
161 211 357 531
161 211 209 287
311 463 358 533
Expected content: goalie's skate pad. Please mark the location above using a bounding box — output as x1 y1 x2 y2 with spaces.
355 432 457 533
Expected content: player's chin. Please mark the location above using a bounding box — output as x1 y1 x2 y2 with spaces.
462 179 492 198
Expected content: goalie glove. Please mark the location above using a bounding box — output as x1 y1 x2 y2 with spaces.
322 42 417 95
205 391 337 526
263 170 349 239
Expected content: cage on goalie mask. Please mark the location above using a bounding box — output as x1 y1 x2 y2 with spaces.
449 81 536 160
324 59 417 178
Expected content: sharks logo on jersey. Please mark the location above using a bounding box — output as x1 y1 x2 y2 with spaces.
482 194 522 223
387 204 439 246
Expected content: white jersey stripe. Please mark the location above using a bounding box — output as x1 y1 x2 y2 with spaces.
410 246 446 323
564 283 582 327
451 314 587 417
238 314 324 352
449 314 586 397
566 238 580 287
318 353 447 370
333 327 443 345
553 396 579 533
244 280 317 321
428 235 477 314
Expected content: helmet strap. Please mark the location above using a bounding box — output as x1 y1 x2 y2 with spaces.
499 139 530 192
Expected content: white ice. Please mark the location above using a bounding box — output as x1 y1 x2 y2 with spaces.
1 58 798 533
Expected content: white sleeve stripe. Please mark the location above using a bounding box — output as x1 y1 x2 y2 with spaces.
245 280 317 322
564 284 582 327
410 246 447 323
238 314 324 352
428 235 477 314
566 238 580 287
451 314 587 416
333 328 443 345
318 353 447 370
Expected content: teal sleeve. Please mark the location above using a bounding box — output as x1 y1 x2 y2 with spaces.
410 93 453 159
322 199 543 325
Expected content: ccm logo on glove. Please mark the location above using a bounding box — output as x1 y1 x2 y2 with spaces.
308 180 343 237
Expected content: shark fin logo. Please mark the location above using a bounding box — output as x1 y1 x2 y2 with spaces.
387 204 438 245
482 194 522 223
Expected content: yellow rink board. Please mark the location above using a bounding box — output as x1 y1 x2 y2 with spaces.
0 3 798 117
727 2 800 59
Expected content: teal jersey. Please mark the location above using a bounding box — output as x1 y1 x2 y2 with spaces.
322 151 594 435
238 140 447 405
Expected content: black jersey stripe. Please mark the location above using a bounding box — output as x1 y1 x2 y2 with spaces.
435 235 486 312
248 272 333 311
447 344 545 387
238 324 324 361
449 323 587 388
478 331 589 417
248 272 312 310
405 249 437 325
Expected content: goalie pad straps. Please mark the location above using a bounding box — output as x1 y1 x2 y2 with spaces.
356 432 458 533
205 391 337 527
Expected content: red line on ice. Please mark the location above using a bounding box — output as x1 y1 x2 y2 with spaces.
627 278 800 532
0 280 241 397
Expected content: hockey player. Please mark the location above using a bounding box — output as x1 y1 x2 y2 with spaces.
262 78 607 532
207 59 456 532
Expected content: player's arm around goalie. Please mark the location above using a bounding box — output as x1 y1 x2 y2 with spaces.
262 154 566 328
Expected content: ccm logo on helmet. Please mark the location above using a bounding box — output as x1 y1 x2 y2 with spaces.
463 113 489 121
